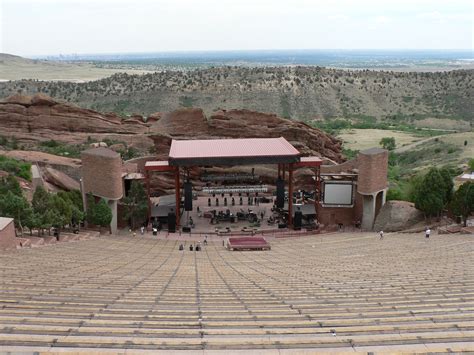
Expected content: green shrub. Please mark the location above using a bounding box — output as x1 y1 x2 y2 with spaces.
0 156 32 181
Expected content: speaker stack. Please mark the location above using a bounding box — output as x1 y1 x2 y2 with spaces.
276 178 285 208
294 210 302 231
184 182 193 211
167 212 176 233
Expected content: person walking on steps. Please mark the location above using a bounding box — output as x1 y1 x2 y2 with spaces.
379 230 384 240
425 227 431 240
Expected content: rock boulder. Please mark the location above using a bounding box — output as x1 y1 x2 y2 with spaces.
374 200 424 232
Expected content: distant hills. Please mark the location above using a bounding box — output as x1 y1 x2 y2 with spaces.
0 53 152 81
1 62 472 127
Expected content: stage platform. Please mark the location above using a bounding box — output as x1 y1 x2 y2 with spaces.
169 195 317 235
227 236 271 251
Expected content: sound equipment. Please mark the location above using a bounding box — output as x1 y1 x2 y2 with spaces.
294 210 302 231
184 182 193 211
278 223 287 229
276 178 285 208
167 212 176 233
182 226 191 233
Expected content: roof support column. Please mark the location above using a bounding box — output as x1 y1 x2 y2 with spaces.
146 170 151 225
175 167 180 228
315 166 321 212
288 163 294 226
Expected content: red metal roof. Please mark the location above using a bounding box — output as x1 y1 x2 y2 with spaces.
169 137 300 160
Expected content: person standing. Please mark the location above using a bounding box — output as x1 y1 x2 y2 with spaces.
140 226 145 235
379 230 384 240
425 228 431 240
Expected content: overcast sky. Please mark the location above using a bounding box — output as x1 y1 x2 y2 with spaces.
1 0 473 56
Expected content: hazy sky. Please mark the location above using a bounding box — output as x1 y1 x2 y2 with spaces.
1 0 473 56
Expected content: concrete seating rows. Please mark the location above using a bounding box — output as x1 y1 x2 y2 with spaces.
0 232 472 352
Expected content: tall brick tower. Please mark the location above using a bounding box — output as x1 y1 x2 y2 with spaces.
357 148 389 230
81 147 123 234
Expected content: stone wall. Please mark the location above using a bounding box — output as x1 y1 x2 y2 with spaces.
81 147 123 200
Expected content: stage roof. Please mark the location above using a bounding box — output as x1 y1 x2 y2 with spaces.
168 137 300 166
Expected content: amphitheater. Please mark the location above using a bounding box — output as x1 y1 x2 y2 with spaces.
0 232 473 354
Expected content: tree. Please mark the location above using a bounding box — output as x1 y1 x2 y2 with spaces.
414 167 453 219
469 158 474 172
379 137 396 151
0 190 32 234
93 199 113 231
450 182 474 227
32 186 51 235
32 186 50 214
86 193 96 225
0 175 22 197
57 190 84 229
122 181 148 229
49 194 72 230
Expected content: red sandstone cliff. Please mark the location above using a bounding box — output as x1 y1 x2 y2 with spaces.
150 108 343 163
0 95 343 194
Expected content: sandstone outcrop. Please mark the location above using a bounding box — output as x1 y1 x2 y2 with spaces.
0 94 150 152
0 94 344 195
43 167 80 191
147 108 343 194
373 201 424 232
150 108 343 162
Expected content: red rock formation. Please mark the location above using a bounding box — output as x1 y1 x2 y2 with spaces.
43 167 80 191
147 108 343 194
0 95 343 194
0 94 148 141
149 108 343 162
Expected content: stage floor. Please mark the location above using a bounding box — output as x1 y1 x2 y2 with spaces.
179 195 280 234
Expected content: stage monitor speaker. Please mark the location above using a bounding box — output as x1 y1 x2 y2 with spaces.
276 178 285 208
182 226 191 233
167 212 176 233
294 211 302 230
278 223 287 229
184 182 193 211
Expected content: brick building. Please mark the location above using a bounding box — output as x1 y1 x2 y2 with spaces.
0 217 16 250
318 147 388 229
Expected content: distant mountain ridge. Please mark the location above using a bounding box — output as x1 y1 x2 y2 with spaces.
1 65 472 125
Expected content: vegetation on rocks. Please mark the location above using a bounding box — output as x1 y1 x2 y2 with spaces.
0 174 84 235
0 155 31 180
2 67 472 124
